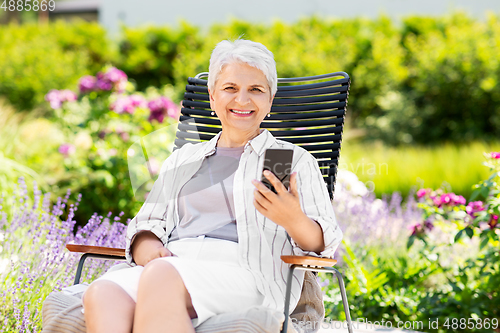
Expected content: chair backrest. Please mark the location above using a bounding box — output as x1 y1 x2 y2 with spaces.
175 72 350 200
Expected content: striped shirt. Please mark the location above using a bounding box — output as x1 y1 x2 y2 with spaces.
125 128 343 311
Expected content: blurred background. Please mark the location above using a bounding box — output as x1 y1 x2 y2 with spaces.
2 2 500 332
1 0 500 225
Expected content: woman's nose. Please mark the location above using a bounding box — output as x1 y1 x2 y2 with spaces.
234 90 250 105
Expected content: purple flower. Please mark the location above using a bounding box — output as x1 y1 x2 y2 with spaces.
408 220 434 237
58 143 76 157
147 97 180 123
95 79 113 91
0 179 128 330
95 67 128 93
490 152 500 159
110 94 146 115
466 201 485 216
78 75 97 93
45 89 77 109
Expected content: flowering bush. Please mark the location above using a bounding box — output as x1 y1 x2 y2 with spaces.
0 179 127 332
413 151 500 247
45 66 180 225
320 159 500 332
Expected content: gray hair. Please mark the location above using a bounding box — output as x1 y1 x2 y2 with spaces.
208 39 278 97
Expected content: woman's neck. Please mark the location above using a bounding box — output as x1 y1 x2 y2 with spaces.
217 128 261 148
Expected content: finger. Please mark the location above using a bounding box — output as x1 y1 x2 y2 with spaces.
253 197 267 212
289 172 298 195
263 170 287 193
158 247 170 257
251 179 273 196
254 188 271 207
164 248 177 257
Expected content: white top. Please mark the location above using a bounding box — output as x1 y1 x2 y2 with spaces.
125 128 343 311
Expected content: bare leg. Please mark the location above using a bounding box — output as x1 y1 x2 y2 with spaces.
133 259 197 333
83 280 135 333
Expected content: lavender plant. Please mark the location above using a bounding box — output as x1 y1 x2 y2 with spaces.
321 154 500 332
0 178 127 332
320 170 426 320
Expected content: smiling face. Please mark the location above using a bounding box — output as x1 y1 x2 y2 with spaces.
209 62 273 147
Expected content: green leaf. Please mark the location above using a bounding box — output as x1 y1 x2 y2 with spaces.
454 229 464 243
479 236 489 250
407 235 415 249
469 188 480 202
480 185 490 198
465 227 474 238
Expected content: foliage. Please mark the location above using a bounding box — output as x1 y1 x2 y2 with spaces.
0 20 115 111
0 179 127 332
45 66 179 226
322 152 500 332
2 13 500 144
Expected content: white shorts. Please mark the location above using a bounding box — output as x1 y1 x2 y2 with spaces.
82 237 266 327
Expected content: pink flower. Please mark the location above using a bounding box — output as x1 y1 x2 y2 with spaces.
466 201 485 216
45 89 77 109
147 97 179 123
453 194 466 205
78 75 97 93
417 188 431 199
60 89 77 102
490 152 500 159
58 143 75 157
95 67 128 93
110 95 146 115
489 215 499 229
435 193 466 207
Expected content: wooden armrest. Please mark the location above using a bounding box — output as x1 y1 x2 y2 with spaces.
281 255 337 267
66 244 126 257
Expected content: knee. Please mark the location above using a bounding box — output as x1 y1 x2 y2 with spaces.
83 280 122 308
140 259 181 287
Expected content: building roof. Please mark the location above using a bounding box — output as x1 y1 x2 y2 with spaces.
52 0 100 13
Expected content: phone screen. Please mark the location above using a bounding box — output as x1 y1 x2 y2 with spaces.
261 149 294 194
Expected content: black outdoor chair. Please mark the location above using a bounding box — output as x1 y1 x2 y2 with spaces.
66 71 353 333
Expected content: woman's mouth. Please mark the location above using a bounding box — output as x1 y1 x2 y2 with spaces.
230 109 254 116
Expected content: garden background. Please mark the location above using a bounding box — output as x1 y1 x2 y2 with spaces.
1 8 500 333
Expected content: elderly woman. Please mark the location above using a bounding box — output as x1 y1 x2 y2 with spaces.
82 39 342 332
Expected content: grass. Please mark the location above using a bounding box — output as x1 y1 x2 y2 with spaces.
340 140 500 200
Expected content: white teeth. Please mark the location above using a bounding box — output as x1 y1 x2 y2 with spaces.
231 110 252 114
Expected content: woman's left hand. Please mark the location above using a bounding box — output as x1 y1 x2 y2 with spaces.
251 170 306 228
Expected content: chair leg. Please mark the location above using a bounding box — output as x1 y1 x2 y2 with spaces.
281 265 354 333
281 264 296 333
332 268 353 333
74 253 91 285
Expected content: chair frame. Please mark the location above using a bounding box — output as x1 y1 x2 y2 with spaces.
66 71 354 333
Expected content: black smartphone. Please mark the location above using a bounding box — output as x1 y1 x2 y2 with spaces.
261 149 294 194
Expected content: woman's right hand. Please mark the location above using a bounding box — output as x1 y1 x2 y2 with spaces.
130 231 176 266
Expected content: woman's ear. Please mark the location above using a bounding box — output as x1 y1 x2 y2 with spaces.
270 92 276 103
208 88 215 110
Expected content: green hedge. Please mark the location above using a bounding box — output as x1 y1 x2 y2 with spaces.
0 21 115 110
1 13 500 143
